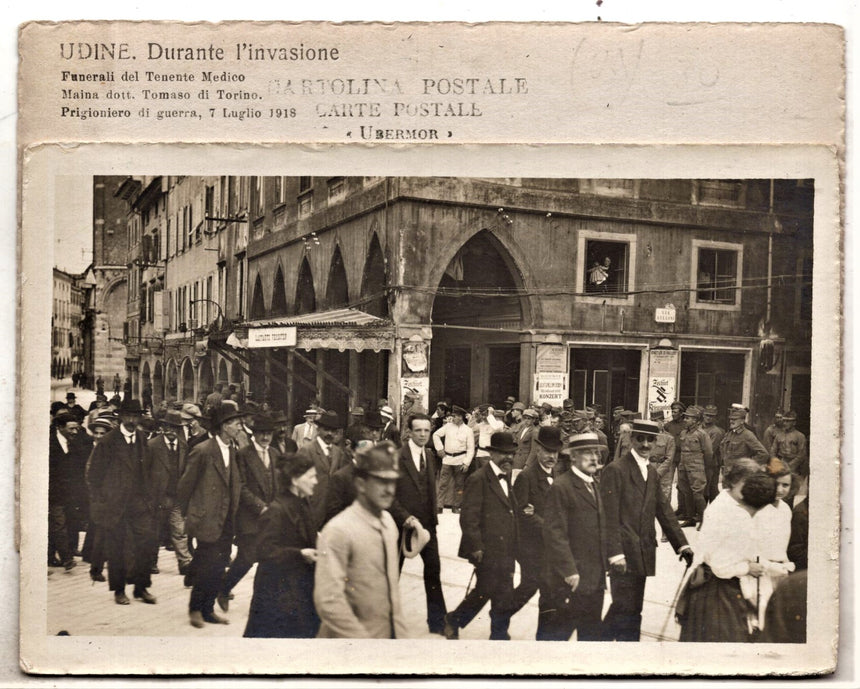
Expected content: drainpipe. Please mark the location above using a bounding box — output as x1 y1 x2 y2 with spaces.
767 179 774 325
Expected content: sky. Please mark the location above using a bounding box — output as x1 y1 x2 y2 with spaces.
54 175 94 274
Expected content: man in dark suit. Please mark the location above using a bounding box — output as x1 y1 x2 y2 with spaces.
86 398 158 605
389 413 447 635
217 414 281 611
146 409 191 576
177 402 245 627
444 432 519 640
297 411 346 529
321 423 374 527
48 411 92 569
599 419 693 641
539 432 608 641
508 426 563 620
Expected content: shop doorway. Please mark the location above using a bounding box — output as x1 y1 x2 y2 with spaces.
569 348 642 414
679 350 745 430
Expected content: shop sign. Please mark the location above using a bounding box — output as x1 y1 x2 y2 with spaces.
647 347 678 417
655 304 677 323
534 371 568 406
536 343 567 373
247 326 297 349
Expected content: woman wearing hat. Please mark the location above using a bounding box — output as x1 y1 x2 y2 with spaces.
244 453 320 638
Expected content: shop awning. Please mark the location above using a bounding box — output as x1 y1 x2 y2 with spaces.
224 308 395 352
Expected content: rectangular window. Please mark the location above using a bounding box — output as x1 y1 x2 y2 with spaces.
584 240 630 295
328 177 346 204
250 177 263 217
206 275 213 323
697 180 746 208
273 176 286 204
696 248 738 303
690 240 743 310
299 176 312 193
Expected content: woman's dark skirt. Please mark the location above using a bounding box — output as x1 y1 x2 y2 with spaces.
679 575 752 643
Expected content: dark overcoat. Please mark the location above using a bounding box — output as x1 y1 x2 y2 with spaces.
244 491 320 638
458 462 519 568
235 443 280 536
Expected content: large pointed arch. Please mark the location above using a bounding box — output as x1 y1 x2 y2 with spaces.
250 273 266 320
294 257 316 315
271 263 288 316
360 233 388 318
326 244 349 309
429 229 533 408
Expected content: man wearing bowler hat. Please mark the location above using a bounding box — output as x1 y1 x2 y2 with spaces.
600 419 692 641
86 398 158 606
539 432 609 641
508 426 563 623
177 402 245 627
444 432 520 640
298 410 346 528
217 413 282 611
146 409 191 577
63 391 87 423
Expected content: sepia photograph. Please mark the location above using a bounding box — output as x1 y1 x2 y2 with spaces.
44 173 816 649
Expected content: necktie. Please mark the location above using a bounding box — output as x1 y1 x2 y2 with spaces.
585 481 595 498
419 449 426 473
127 435 134 446
169 440 175 452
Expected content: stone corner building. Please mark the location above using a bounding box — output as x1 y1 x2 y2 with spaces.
111 176 813 438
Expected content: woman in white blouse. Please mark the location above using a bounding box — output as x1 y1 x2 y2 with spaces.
678 458 774 642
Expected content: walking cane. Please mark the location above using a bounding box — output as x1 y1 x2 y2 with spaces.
658 561 692 641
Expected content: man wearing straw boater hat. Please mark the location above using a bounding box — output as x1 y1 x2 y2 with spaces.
291 407 320 447
444 431 520 641
177 401 245 627
600 419 693 641
539 431 609 641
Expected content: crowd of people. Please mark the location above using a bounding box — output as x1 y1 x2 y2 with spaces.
47 387 809 642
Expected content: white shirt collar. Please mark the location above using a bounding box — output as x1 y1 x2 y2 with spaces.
120 425 135 442
407 438 425 460
316 436 330 453
215 434 231 452
488 460 505 479
55 430 69 453
253 439 269 454
570 465 594 484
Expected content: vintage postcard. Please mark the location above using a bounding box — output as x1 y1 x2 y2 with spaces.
17 22 843 677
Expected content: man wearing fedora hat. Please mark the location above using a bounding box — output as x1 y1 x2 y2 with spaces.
146 409 191 576
217 413 282 610
315 445 408 638
433 405 475 514
177 402 245 627
87 399 159 606
600 419 692 641
539 432 608 641
297 410 346 529
508 426 563 624
444 431 520 641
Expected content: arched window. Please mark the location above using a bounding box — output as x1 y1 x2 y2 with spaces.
295 258 316 315
271 265 288 316
360 234 388 318
326 245 349 309
250 274 266 320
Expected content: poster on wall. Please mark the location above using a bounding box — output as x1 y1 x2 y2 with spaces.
647 348 679 418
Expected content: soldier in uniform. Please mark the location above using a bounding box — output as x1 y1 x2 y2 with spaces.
676 406 713 528
664 401 686 516
771 410 808 478
700 404 725 502
763 409 784 450
719 405 769 473
647 413 676 500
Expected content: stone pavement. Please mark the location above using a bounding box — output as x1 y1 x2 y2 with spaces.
48 508 695 641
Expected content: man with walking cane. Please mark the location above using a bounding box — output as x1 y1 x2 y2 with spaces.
443 432 519 640
600 419 693 641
